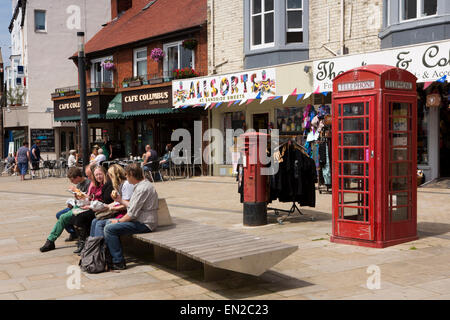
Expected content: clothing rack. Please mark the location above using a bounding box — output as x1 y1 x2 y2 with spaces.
267 137 315 224
317 133 332 194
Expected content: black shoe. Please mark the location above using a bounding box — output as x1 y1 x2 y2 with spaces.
73 240 85 254
40 240 55 252
65 233 78 242
111 260 126 270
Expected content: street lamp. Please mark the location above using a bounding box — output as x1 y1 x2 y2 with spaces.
77 31 89 169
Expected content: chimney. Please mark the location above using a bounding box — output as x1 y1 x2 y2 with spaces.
111 0 133 19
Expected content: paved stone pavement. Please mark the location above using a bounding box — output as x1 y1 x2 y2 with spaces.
0 174 449 300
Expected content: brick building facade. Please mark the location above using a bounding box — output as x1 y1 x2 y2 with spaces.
51 0 209 161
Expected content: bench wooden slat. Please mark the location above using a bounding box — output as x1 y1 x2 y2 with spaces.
132 217 298 277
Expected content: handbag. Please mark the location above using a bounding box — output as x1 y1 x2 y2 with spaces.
94 208 116 220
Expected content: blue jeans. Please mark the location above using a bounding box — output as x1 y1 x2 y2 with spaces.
90 218 108 238
104 220 151 264
56 208 75 234
18 162 28 175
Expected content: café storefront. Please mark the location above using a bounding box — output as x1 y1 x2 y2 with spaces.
112 84 209 160
52 93 115 158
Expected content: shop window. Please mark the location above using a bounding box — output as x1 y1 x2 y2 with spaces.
223 112 246 163
133 48 147 78
163 41 195 77
35 10 46 32
276 107 304 134
400 0 437 21
251 0 275 49
90 128 103 144
69 132 75 151
417 103 429 165
91 56 114 88
61 131 67 154
286 0 303 43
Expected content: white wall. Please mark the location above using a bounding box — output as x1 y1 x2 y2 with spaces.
11 0 111 158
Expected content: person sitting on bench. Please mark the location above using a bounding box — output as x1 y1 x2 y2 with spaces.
104 163 158 270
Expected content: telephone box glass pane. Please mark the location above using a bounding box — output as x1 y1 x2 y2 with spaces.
344 163 364 176
343 193 364 207
343 118 365 131
343 178 364 191
342 207 365 221
391 162 409 176
392 148 409 161
391 177 409 191
343 148 364 161
343 103 364 116
391 102 409 116
392 133 409 146
343 133 365 146
391 117 408 131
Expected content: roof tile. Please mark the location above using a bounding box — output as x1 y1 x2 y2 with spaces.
84 0 207 55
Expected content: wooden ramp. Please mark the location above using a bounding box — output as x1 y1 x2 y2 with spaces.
131 217 298 280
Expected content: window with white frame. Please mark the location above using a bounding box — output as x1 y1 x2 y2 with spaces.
286 0 303 43
34 10 46 32
90 56 114 87
133 47 147 78
400 0 437 21
251 0 274 49
163 41 195 75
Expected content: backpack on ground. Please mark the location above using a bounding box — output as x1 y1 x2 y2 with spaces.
79 236 112 273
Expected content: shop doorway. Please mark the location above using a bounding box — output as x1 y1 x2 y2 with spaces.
440 106 450 177
253 113 269 132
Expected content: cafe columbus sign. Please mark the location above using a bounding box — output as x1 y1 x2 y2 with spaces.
122 86 172 112
314 40 450 92
173 68 276 107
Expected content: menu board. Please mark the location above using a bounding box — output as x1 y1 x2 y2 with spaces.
30 129 55 153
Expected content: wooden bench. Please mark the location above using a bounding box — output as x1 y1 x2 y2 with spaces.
124 199 298 281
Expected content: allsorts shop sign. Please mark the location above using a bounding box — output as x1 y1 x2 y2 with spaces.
122 86 172 112
173 68 276 108
314 40 450 92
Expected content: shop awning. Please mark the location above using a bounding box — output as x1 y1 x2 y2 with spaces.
122 107 179 117
54 114 105 122
106 93 123 119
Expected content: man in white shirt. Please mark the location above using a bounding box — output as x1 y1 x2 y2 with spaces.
68 150 78 168
93 148 106 164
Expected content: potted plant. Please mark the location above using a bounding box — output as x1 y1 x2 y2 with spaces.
150 48 165 62
182 38 198 50
129 76 143 87
122 79 130 88
101 60 115 71
173 67 200 79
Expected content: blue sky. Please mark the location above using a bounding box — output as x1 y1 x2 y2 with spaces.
0 0 12 66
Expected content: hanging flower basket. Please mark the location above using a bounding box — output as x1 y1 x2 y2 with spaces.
173 67 200 79
182 38 198 50
150 48 165 62
101 60 115 71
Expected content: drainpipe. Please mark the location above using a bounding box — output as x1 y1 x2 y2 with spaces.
211 0 215 74
341 0 345 55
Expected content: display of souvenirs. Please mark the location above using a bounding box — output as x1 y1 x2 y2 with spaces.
276 107 303 134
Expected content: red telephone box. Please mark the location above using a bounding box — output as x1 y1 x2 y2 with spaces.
331 65 418 248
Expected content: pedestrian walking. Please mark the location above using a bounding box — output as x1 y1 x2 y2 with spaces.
15 142 30 181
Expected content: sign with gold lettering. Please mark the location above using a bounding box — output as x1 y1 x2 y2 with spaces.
122 86 172 112
53 96 111 120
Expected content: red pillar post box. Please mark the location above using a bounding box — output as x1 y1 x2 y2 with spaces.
331 65 418 248
241 132 269 226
